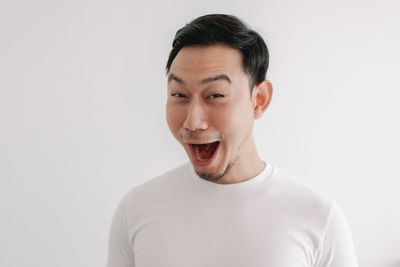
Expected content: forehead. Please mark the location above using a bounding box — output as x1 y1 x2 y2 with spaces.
169 44 246 82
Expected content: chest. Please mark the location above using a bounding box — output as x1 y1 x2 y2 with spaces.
131 201 318 267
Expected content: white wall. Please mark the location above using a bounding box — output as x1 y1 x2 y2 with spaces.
1 0 399 266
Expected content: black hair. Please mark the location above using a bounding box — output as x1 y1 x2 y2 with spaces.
165 14 269 90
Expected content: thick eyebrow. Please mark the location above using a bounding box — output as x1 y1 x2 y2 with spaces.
168 73 231 85
200 74 231 85
168 73 184 84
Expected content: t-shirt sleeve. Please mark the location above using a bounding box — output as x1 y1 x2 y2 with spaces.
106 195 135 267
314 201 358 267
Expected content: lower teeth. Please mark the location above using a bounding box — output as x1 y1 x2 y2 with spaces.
194 145 209 162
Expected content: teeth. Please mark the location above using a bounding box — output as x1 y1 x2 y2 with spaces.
193 144 209 162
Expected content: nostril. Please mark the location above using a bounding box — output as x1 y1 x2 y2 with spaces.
183 113 207 131
183 119 208 131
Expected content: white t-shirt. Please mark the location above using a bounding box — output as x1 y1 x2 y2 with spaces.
107 162 358 267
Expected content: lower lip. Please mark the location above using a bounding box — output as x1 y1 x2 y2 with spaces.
189 143 220 167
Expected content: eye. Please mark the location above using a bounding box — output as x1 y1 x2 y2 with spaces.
209 94 224 99
171 93 186 98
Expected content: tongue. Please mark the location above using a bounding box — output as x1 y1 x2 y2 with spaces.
198 142 219 160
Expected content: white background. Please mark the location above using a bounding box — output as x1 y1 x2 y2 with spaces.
1 0 399 266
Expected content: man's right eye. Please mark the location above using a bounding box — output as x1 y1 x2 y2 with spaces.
171 93 186 98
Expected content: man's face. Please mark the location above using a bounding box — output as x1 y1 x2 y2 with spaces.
166 44 257 181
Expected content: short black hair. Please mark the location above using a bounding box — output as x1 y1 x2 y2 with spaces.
166 14 269 90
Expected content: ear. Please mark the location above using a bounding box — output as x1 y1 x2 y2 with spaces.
252 80 273 119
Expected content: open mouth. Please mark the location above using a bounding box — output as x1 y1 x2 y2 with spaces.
190 141 220 162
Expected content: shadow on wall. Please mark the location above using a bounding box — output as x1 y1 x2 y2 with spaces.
385 261 400 267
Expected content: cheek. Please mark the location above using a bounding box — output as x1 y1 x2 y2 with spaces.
213 102 253 131
210 106 239 141
212 102 253 148
166 104 185 132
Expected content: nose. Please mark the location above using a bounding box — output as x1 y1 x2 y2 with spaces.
183 99 208 132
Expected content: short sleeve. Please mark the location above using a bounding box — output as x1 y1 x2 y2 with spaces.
106 195 135 267
314 202 358 267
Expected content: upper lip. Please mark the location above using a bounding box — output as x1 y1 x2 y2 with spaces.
185 141 220 145
183 139 220 145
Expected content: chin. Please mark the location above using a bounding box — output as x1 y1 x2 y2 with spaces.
193 161 233 182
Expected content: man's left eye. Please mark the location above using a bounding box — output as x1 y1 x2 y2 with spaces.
209 94 224 99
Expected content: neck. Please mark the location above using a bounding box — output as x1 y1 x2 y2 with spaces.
215 136 265 184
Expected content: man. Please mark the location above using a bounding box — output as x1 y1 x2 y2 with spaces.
107 14 358 267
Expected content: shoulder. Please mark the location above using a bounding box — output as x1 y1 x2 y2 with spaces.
267 166 357 265
269 166 334 210
265 165 338 232
118 163 190 209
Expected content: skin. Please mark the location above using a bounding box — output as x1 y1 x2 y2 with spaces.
166 44 273 184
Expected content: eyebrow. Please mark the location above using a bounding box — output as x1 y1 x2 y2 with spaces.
168 73 184 84
168 73 231 85
200 74 231 85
